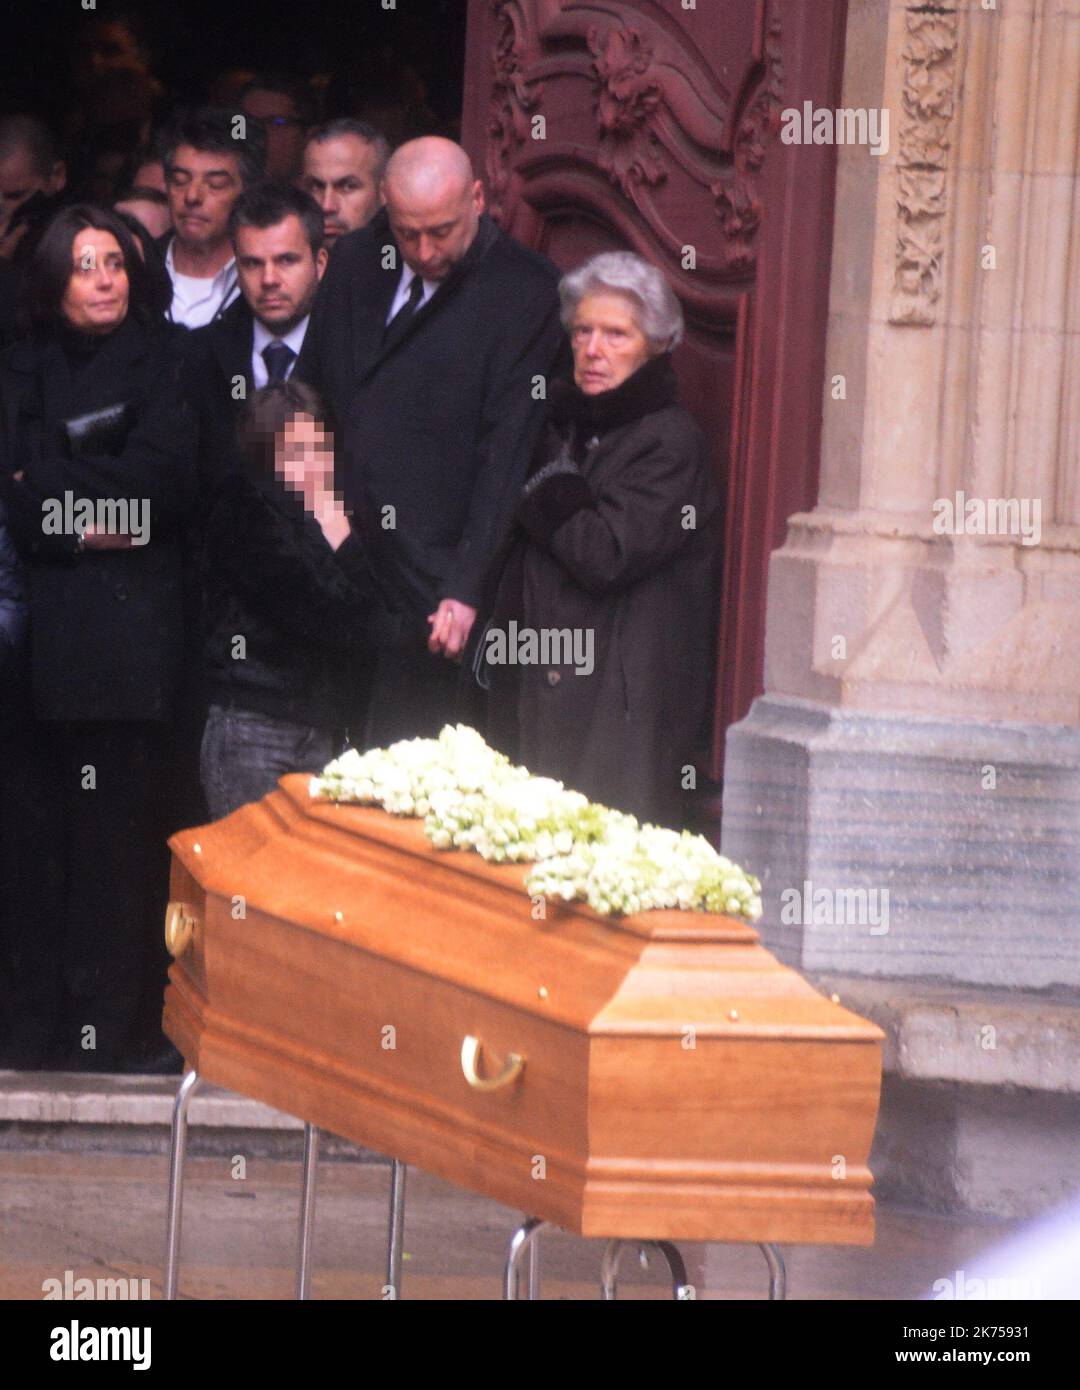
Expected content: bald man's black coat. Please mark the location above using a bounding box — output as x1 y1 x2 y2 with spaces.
297 208 564 648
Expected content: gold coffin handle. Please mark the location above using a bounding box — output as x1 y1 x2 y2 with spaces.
460 1034 525 1092
164 900 197 958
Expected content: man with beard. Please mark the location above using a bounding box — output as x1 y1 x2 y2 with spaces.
183 183 327 488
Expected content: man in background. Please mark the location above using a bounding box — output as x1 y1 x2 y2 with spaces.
300 119 388 248
0 116 67 262
115 185 171 240
239 74 315 185
160 107 266 328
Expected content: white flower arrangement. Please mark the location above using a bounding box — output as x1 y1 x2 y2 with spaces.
310 724 762 922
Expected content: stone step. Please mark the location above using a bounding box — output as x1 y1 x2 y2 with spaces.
810 975 1080 1093
0 1071 375 1161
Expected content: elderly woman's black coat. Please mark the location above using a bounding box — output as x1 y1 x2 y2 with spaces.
476 353 720 830
0 316 196 721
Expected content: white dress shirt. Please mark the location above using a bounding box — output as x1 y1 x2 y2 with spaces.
385 264 439 324
165 238 240 328
251 315 310 388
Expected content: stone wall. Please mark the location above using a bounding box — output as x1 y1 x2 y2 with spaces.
722 0 1080 1216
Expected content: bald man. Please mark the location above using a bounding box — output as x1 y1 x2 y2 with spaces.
299 137 563 748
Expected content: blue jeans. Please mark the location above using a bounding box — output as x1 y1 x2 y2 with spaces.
200 705 339 820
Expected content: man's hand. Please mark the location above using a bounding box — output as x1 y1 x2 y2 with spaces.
427 598 477 660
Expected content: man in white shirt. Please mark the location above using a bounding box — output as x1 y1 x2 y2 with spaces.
161 108 267 329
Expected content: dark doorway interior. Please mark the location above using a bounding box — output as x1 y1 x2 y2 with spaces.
1 0 468 142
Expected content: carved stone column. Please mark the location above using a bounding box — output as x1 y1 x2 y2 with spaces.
721 0 1080 1214
724 0 1080 988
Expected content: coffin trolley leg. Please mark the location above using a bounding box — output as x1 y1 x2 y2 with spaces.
761 1242 786 1300
295 1123 321 1299
600 1240 691 1301
164 1068 203 1301
527 1228 541 1300
600 1241 785 1301
385 1159 407 1298
504 1217 546 1300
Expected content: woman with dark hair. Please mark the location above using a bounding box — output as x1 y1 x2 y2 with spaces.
199 380 377 819
475 251 720 831
0 202 196 1071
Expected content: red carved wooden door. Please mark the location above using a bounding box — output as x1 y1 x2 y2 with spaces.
461 0 847 813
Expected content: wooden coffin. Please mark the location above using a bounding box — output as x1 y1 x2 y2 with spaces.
163 775 884 1244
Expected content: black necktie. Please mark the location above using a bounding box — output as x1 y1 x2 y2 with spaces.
382 274 425 348
262 341 295 383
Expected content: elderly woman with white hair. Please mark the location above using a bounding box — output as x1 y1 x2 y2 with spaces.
475 250 720 829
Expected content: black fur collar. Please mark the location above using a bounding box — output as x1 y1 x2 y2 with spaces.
548 352 679 432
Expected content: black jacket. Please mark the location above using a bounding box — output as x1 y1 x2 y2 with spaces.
297 208 564 641
203 471 377 732
0 316 197 722
0 260 16 350
0 496 25 669
477 355 720 829
180 296 257 492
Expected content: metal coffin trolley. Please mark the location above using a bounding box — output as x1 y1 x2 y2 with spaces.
161 775 884 1299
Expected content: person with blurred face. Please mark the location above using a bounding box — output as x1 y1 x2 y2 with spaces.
160 107 266 328
199 380 377 820
0 116 67 261
239 76 314 184
173 185 325 889
298 137 563 748
301 120 388 246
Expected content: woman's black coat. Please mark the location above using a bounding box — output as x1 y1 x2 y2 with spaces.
0 316 197 721
477 354 721 830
